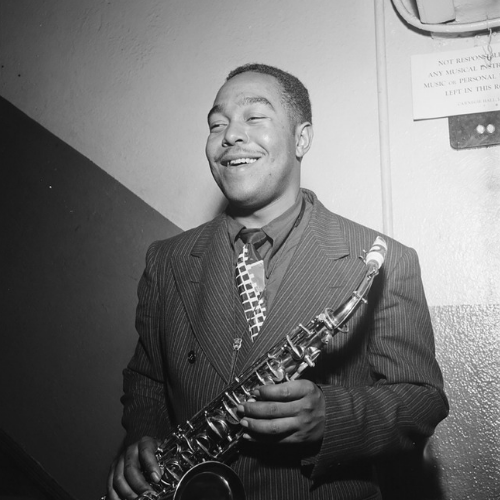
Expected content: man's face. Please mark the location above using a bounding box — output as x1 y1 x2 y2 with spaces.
206 72 303 215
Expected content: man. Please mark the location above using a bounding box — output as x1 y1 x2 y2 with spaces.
106 64 448 500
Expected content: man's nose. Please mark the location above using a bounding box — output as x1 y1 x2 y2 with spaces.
223 121 247 146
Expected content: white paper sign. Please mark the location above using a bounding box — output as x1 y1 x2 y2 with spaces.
411 43 500 120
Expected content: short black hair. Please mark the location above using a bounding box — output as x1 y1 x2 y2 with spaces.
226 63 312 126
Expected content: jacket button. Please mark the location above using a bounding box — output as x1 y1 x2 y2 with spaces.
187 350 196 364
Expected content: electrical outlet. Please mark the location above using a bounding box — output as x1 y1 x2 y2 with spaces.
449 111 500 149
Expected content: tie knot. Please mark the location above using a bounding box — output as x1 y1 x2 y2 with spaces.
239 228 267 249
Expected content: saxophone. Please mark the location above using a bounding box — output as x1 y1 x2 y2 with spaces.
112 237 387 500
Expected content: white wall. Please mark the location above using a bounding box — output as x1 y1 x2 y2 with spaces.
383 3 500 307
0 0 381 233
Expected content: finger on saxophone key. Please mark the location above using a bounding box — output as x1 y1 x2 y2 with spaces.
239 417 250 439
136 436 162 485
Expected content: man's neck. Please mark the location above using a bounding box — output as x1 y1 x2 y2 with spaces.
230 190 301 229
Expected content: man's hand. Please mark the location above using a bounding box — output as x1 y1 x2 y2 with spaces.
106 436 161 500
237 380 325 444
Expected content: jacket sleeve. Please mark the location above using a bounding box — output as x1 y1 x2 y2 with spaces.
121 241 172 446
309 245 449 478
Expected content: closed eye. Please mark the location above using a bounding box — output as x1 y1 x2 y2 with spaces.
209 122 226 131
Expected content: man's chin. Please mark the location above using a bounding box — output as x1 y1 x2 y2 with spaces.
226 200 259 216
224 194 266 216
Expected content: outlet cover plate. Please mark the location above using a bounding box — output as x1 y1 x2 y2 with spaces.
449 111 500 149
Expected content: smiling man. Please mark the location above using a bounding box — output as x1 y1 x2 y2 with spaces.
105 64 448 500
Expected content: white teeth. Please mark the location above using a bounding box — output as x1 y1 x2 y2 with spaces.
228 158 258 166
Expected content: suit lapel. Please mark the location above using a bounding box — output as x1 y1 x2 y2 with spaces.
172 216 241 383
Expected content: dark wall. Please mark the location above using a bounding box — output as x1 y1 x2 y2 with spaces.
0 96 182 500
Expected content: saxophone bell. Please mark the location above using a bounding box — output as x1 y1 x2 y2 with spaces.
173 461 245 500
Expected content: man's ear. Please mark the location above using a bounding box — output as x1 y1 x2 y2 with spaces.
295 122 313 159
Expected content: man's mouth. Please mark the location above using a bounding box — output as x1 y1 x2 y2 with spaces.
221 157 259 167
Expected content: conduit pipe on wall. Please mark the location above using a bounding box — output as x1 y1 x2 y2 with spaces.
374 0 394 237
392 0 500 33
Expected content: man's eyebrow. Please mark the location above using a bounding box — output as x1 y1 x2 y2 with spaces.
238 96 275 110
207 96 275 122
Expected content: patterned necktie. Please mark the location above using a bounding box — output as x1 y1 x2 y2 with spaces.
235 229 268 342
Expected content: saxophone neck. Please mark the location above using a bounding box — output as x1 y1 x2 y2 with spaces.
327 295 363 331
326 253 383 332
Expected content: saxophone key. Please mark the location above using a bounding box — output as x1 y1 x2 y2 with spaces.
303 354 315 368
224 391 239 406
180 434 196 453
299 323 314 336
286 334 305 361
164 459 184 483
266 358 285 382
255 370 275 385
222 398 240 425
194 434 213 456
206 414 230 440
240 384 252 397
180 451 196 467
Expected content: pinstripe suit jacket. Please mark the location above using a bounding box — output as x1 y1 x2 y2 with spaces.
122 190 448 500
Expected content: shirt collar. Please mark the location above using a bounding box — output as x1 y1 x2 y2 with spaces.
261 191 304 247
226 191 305 251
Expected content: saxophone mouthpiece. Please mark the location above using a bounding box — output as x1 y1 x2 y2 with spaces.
365 236 387 272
